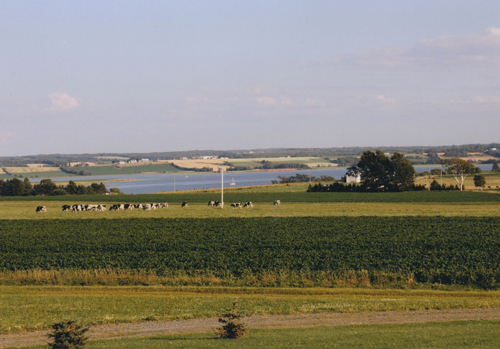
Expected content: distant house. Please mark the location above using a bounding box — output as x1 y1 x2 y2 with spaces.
191 156 218 160
138 158 150 162
344 174 361 183
128 159 137 164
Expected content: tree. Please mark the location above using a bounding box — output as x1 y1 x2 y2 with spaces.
441 158 476 191
391 152 415 191
33 179 57 195
47 320 89 349
109 187 124 195
23 177 33 196
66 181 78 195
492 161 500 173
216 302 248 339
3 178 26 196
473 174 486 190
349 150 392 191
430 179 442 191
348 150 415 192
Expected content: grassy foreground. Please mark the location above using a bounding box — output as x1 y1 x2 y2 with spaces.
1 286 499 333
27 321 500 349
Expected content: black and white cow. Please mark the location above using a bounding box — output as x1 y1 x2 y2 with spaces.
182 201 188 207
243 202 253 208
36 206 47 212
274 200 281 205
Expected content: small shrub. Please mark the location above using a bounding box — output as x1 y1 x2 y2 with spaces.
47 319 89 349
216 302 248 339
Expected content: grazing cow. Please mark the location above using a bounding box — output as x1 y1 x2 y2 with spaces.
62 205 72 211
182 201 188 207
124 204 134 210
208 201 215 207
231 203 242 209
274 200 281 205
143 204 152 210
97 204 106 211
36 206 47 212
243 202 253 208
110 204 120 211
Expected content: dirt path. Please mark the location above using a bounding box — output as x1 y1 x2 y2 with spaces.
2 308 499 348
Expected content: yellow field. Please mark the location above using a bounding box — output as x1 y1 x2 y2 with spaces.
169 159 228 171
4 166 61 174
229 157 336 168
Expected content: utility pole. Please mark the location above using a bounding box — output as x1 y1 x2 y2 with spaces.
220 167 224 208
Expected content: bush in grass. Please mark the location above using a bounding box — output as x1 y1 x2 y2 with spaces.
47 320 89 349
216 302 248 339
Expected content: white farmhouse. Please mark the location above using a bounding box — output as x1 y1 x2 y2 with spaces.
345 174 361 183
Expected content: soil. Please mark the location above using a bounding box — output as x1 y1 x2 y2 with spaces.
1 308 499 348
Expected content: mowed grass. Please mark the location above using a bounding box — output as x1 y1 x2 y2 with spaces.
26 321 500 349
3 201 500 219
1 286 499 332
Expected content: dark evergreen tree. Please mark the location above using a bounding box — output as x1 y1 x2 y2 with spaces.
47 320 89 349
492 161 500 173
23 177 33 195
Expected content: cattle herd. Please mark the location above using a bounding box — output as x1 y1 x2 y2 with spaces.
35 200 281 212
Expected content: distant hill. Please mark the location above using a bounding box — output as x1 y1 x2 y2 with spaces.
1 143 499 167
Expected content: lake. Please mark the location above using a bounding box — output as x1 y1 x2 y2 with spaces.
36 164 493 194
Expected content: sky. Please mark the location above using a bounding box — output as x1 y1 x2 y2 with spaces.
1 1 500 156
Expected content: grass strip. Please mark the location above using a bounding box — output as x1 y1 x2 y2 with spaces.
25 320 500 349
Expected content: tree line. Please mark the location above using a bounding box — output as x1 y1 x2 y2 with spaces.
308 150 487 193
0 178 108 196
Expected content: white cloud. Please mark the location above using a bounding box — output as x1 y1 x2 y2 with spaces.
472 95 500 103
0 131 13 144
186 97 210 104
374 95 396 104
334 28 500 68
280 97 293 105
256 97 277 105
47 93 79 111
305 98 325 106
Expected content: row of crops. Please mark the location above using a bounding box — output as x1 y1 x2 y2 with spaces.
1 191 500 203
0 217 498 288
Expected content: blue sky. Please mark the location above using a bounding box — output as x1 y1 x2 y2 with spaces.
1 1 500 156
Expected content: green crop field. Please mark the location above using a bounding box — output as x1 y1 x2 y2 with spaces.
0 217 498 288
